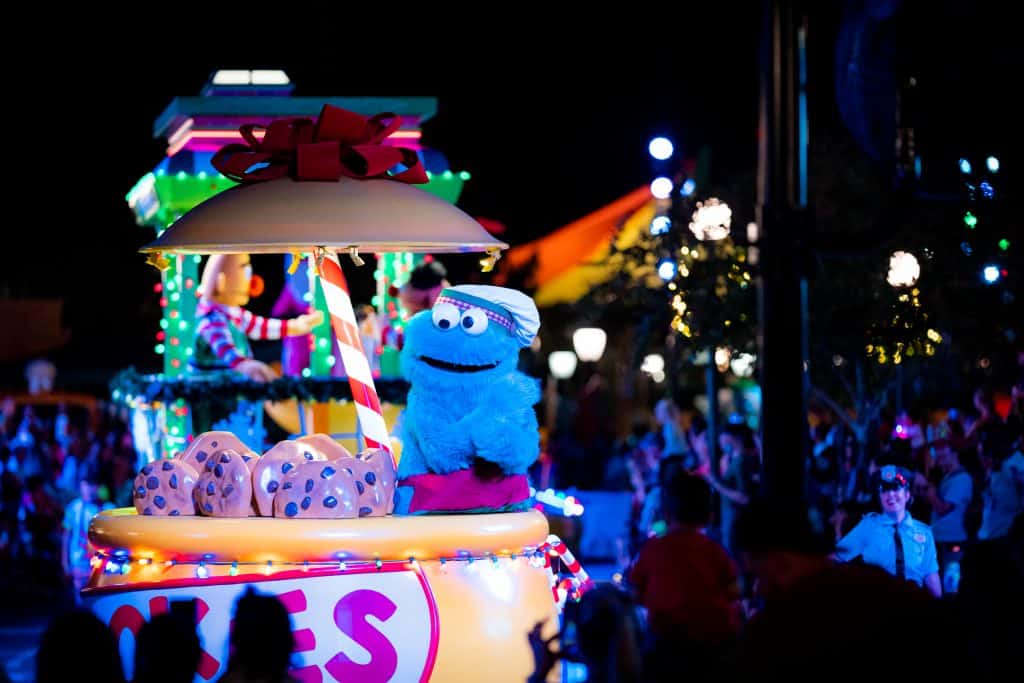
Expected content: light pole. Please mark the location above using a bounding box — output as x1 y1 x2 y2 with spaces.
757 0 810 506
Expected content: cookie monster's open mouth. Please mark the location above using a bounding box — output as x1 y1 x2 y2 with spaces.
419 356 499 373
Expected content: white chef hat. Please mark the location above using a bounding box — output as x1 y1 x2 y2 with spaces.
434 285 540 347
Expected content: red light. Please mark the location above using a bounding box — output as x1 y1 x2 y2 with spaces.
153 283 163 293
185 278 194 289
156 331 166 341
159 297 168 307
170 337 180 346
1001 269 1008 277
171 359 181 368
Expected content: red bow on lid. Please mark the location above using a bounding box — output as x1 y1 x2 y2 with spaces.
211 104 428 185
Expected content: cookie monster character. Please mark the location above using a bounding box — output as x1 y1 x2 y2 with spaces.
395 285 541 514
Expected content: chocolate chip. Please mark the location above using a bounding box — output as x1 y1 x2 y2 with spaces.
162 461 174 471
285 502 298 517
324 496 338 508
364 472 377 485
143 508 152 515
321 466 336 479
267 480 279 493
154 495 166 509
301 496 312 510
356 481 365 495
214 464 224 477
305 479 314 493
137 486 146 497
283 482 293 490
359 507 372 517
345 468 353 475
243 455 251 462
282 463 294 474
206 483 215 496
211 441 218 448
204 502 213 513
224 485 234 496
169 474 178 489
142 465 153 475
146 476 160 490
221 453 231 463
304 451 314 460
170 510 180 516
196 451 208 462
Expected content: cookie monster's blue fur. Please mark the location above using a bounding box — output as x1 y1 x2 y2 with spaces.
396 309 541 481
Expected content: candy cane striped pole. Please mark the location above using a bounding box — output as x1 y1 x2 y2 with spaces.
313 249 395 467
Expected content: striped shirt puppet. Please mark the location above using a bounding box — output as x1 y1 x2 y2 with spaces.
196 301 286 368
195 254 322 372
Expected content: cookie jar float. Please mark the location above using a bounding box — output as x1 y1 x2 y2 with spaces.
88 88 590 683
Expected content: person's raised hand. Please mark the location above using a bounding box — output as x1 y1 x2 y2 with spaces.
287 311 325 336
235 359 279 383
527 620 560 683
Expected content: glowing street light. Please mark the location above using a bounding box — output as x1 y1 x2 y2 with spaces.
572 328 607 362
548 351 578 379
648 137 674 161
689 198 731 241
651 177 674 199
886 251 920 288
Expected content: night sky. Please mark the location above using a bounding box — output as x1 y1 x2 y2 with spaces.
3 3 1019 388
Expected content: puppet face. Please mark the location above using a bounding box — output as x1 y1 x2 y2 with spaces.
199 254 264 307
399 282 446 318
400 304 521 388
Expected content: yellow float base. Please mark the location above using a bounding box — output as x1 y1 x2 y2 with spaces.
85 509 559 682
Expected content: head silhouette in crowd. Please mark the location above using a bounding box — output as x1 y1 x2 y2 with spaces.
133 609 201 683
37 609 123 683
224 588 295 682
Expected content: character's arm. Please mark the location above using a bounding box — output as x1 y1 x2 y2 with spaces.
395 411 431 479
469 374 541 474
397 394 476 475
832 518 867 562
230 308 323 341
231 308 285 341
197 310 246 367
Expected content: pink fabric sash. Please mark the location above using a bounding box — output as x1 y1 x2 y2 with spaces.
400 470 529 513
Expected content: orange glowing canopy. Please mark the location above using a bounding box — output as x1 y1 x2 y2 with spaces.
497 187 653 306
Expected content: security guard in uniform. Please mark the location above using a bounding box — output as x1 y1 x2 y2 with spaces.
834 465 942 597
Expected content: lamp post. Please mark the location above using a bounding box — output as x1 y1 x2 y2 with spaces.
757 0 810 506
572 328 607 363
548 351 579 380
545 350 578 438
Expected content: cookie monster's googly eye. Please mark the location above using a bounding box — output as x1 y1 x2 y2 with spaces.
460 307 489 336
432 302 461 330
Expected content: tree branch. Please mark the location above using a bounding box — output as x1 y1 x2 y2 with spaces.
810 385 856 433
835 365 858 406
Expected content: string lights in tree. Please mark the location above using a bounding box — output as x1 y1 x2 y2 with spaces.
666 198 756 357
866 250 941 365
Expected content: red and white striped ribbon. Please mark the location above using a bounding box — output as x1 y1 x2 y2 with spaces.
540 549 559 604
313 249 394 467
538 534 594 608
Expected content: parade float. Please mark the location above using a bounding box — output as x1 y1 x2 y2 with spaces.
118 72 470 459
87 73 589 682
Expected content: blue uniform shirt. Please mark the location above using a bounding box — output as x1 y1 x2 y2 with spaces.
835 512 939 586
